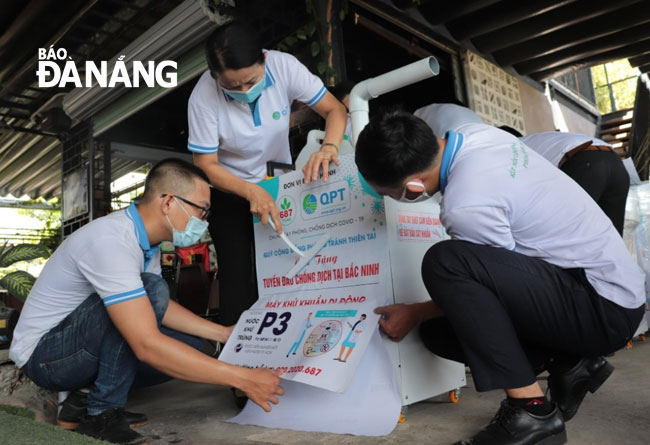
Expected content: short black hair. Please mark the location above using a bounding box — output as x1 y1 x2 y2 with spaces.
140 158 210 203
498 125 523 137
355 111 440 188
330 80 356 103
205 21 264 75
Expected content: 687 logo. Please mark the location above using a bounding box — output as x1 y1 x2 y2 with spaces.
278 195 296 225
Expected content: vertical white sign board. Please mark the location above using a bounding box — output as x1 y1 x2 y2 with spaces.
384 194 466 405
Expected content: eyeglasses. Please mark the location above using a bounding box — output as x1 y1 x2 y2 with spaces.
160 194 210 221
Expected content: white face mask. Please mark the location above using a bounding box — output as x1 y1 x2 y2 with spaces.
398 181 432 203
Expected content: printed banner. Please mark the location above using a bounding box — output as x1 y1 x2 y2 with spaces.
221 291 378 392
219 155 390 392
395 209 446 242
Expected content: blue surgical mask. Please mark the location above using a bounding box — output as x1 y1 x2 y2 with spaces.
222 75 266 103
398 181 432 203
166 197 209 247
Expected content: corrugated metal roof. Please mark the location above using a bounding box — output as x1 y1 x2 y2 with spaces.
0 0 185 199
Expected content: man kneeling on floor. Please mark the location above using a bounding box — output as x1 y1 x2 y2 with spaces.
9 158 284 445
355 111 645 445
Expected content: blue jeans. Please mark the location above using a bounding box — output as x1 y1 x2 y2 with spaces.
24 273 204 415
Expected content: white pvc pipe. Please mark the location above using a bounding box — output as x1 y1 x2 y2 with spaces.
349 57 440 145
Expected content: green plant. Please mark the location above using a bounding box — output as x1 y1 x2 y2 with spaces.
0 405 35 420
0 242 49 302
17 197 62 252
275 0 349 82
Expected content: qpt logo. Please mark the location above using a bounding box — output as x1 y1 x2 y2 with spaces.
278 196 296 225
302 194 318 215
272 105 289 120
300 181 350 220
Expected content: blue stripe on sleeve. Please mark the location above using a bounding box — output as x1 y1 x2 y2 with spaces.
104 292 146 306
103 287 147 306
188 142 219 154
306 86 327 107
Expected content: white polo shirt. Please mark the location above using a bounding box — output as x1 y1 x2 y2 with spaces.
187 50 327 183
520 131 612 167
414 103 483 138
437 123 644 309
10 204 161 367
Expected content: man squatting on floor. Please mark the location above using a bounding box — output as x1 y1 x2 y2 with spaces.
355 111 644 445
9 159 284 445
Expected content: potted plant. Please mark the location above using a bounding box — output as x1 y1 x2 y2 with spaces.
0 242 50 309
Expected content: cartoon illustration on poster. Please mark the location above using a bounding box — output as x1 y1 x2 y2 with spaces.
335 314 366 363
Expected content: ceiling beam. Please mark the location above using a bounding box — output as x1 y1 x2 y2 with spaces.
447 0 575 42
515 21 650 76
638 63 650 73
629 52 650 67
530 37 650 80
494 3 650 66
417 0 501 26
472 0 640 54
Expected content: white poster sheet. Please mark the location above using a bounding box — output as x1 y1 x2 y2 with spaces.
228 331 401 436
219 155 391 393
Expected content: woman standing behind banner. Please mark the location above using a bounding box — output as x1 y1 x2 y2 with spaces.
188 21 346 329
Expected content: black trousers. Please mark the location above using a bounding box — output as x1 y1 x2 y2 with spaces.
560 150 629 235
208 188 259 326
419 240 643 392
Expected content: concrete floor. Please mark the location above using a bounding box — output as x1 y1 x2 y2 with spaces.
126 338 650 445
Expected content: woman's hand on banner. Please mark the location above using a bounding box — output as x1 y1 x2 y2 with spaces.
303 144 340 184
240 368 285 412
374 304 420 342
247 183 282 234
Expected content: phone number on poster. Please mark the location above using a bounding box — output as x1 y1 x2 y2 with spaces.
277 366 323 376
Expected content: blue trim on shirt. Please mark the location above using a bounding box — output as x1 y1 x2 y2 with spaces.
306 86 327 107
188 142 219 154
125 203 159 271
248 100 262 127
104 287 147 306
266 65 276 85
440 130 464 195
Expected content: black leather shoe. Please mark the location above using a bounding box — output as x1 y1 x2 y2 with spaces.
548 356 614 422
455 399 567 445
76 408 147 445
57 390 148 430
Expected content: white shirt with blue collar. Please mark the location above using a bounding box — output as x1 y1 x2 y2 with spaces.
187 50 327 183
414 103 484 138
9 204 161 367
520 131 613 167
436 123 644 310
